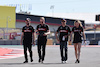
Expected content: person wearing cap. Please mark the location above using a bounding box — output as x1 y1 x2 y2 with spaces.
20 18 35 63
36 17 50 63
55 19 71 63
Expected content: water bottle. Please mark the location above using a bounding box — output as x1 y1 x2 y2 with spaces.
62 36 65 41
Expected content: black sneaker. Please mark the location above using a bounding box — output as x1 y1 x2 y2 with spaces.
75 59 78 63
31 59 33 62
38 59 41 63
23 61 28 63
77 59 80 63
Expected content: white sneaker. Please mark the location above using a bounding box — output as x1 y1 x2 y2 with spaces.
62 61 64 63
41 61 43 63
65 61 68 63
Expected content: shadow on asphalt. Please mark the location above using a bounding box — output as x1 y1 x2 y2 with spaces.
0 63 24 65
30 63 74 65
0 62 74 65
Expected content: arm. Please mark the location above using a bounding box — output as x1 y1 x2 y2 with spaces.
82 31 86 42
33 32 35 45
70 27 74 41
82 31 86 46
44 30 50 35
81 27 86 42
55 32 60 42
36 30 39 35
20 32 24 45
43 25 50 36
69 31 73 41
36 25 39 35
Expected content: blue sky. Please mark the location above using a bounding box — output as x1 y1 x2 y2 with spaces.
0 0 100 16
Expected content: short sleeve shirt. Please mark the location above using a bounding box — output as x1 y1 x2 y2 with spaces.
72 26 83 41
57 25 71 42
36 24 49 37
22 25 34 41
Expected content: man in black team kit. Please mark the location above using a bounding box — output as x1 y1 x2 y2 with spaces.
56 19 71 63
36 17 50 63
20 18 35 63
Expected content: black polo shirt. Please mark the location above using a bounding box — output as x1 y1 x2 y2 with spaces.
57 25 71 42
36 24 49 37
22 25 34 43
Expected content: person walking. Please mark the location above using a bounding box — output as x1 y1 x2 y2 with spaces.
71 20 86 63
20 18 35 63
56 19 71 63
36 17 50 63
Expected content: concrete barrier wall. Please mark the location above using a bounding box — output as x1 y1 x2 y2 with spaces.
0 40 20 45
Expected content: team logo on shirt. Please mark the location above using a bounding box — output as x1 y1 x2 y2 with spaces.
60 30 68 33
24 27 27 29
38 28 46 31
60 27 63 29
24 27 30 30
29 26 32 29
24 27 32 32
65 27 68 30
24 30 32 32
74 30 81 32
39 25 41 28
43 24 46 27
27 28 29 30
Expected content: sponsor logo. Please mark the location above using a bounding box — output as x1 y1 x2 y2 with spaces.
38 28 46 31
60 30 68 33
60 27 62 29
24 30 32 32
74 30 81 32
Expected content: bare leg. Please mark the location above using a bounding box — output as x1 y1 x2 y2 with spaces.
74 43 78 60
77 43 82 60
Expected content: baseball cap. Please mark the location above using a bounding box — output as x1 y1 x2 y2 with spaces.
61 19 66 22
25 18 31 21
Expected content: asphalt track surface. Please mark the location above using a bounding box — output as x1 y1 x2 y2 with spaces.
0 45 100 67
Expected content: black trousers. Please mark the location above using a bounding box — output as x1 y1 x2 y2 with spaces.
60 41 68 61
37 36 47 61
23 42 33 61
